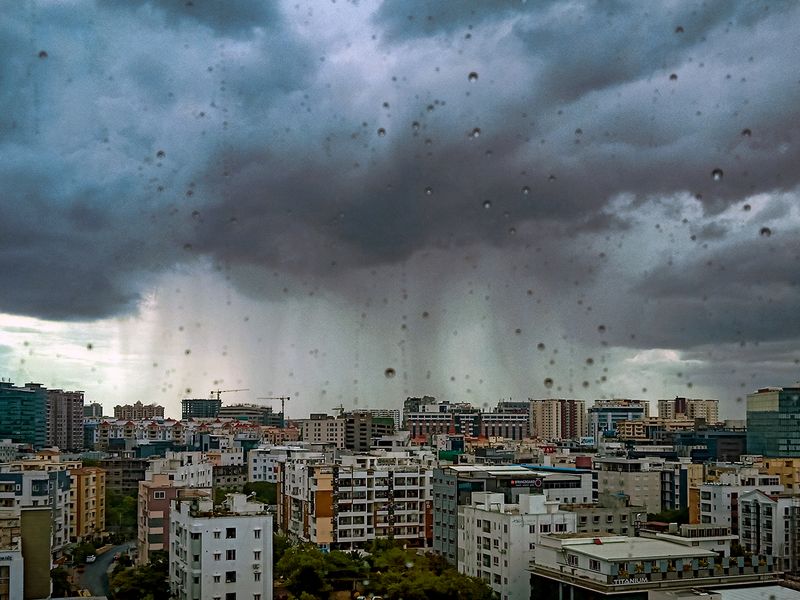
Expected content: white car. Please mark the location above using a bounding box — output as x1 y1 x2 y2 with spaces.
85 555 96 563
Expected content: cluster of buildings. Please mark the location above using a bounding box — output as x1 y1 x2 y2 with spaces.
3 379 800 598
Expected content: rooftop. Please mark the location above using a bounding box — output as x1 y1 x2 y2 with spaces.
552 535 716 561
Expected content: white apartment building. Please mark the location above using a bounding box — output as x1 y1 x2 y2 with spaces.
147 451 214 488
457 492 576 600
699 470 783 535
739 489 800 572
248 445 309 484
359 408 402 430
657 398 719 422
278 450 435 550
170 493 273 600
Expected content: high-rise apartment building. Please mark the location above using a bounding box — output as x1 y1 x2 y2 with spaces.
295 414 346 448
84 402 105 418
529 399 585 440
0 382 48 448
68 467 106 542
182 398 222 420
218 403 282 427
657 397 719 422
47 389 85 450
114 401 165 420
747 386 800 457
170 493 273 600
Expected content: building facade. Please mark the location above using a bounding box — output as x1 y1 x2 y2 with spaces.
114 401 165 420
47 389 85 451
587 399 649 442
530 399 586 441
747 386 800 457
68 466 106 542
592 458 663 513
182 398 222 420
0 382 48 448
657 397 719 422
170 494 273 600
458 492 576 600
295 414 346 448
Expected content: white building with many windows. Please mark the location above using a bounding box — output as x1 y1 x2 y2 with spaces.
457 492 576 600
170 493 273 600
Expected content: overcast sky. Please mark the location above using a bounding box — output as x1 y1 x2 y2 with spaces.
1 0 799 419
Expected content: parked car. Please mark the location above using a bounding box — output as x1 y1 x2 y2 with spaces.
85 555 96 563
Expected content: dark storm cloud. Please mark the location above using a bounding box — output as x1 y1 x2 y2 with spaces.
1 0 799 365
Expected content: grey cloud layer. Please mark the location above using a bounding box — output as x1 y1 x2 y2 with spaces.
1 0 799 359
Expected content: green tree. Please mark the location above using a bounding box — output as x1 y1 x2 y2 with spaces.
275 545 331 598
243 481 277 504
647 507 689 524
273 532 292 565
109 550 170 600
106 490 138 538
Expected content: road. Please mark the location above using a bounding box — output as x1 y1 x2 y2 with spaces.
79 542 134 597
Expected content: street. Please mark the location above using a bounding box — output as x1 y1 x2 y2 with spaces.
79 542 134 597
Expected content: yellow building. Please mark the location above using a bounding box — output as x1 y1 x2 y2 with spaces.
762 457 800 494
69 467 106 542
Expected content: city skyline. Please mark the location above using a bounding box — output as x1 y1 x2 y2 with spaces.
2 2 800 419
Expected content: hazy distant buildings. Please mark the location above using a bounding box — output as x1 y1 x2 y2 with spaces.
296 414 345 448
747 386 800 457
47 389 84 451
529 399 585 441
83 402 105 418
218 403 282 427
657 397 719 422
0 381 48 448
587 399 649 442
182 398 221 420
114 401 165 420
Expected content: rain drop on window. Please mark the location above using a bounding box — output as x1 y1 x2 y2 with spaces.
669 73 678 81
471 127 481 138
521 185 530 195
38 50 48 59
743 204 751 211
468 71 478 82
377 128 386 137
156 150 165 158
675 25 684 33
384 368 396 378
424 186 433 195
537 342 545 351
760 227 772 237
482 200 492 209
544 377 554 389
597 324 606 333
711 168 723 181
741 128 752 137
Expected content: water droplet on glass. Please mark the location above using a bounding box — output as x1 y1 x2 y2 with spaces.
471 127 481 138
482 200 492 210
184 349 191 355
544 377 554 389
586 358 594 365
515 328 521 335
424 186 433 195
743 204 751 211
574 128 583 136
548 174 557 182
537 342 545 351
508 227 516 236
760 227 772 237
521 185 530 195
384 368 396 378
183 243 192 251
86 343 94 350
597 324 606 333
377 128 386 137
711 168 724 181
669 73 678 81
582 381 590 388
468 71 478 82
38 50 48 59
422 311 430 318
412 121 420 131
741 128 752 137
156 150 166 159
675 25 684 33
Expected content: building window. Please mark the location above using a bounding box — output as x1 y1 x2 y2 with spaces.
254 571 261 582
226 527 237 539
567 554 578 566
191 532 201 540
254 528 261 539
226 594 236 600
214 552 221 561
540 524 551 533
254 550 261 560
589 559 601 571
214 530 221 539
226 571 236 583
213 574 221 583
153 491 166 500
226 549 236 560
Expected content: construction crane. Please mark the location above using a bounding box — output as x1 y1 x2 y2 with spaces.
331 404 345 417
256 396 291 427
209 388 249 401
